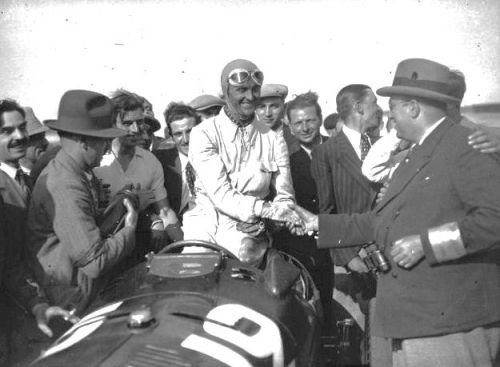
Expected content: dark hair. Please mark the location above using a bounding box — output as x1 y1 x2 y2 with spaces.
285 91 322 122
163 102 201 136
323 113 340 130
0 99 26 127
110 89 144 124
336 84 371 121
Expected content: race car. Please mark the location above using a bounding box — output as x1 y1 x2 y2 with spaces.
33 240 323 367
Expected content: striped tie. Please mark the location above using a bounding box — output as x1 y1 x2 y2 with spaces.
15 168 31 203
360 133 371 161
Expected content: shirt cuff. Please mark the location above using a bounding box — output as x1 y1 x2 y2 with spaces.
253 199 265 217
421 222 466 265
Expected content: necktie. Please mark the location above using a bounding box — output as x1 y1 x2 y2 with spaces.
360 133 371 161
185 161 196 197
15 168 31 203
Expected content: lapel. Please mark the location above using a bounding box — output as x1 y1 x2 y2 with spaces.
0 170 27 208
163 150 183 214
375 118 454 212
335 131 373 194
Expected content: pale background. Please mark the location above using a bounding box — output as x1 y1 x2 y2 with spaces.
1 0 499 129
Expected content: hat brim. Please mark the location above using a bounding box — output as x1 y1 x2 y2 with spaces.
195 103 225 111
144 116 161 133
377 86 461 104
46 120 127 139
28 125 49 137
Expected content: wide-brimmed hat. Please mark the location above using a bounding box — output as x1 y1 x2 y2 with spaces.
46 90 127 138
188 94 225 111
23 106 49 137
377 58 461 104
260 84 288 100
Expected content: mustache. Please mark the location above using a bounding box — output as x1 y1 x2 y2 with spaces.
8 138 28 148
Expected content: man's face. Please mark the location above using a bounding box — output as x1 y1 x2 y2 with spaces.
0 110 28 164
170 117 197 156
256 97 284 129
84 137 110 168
389 97 418 142
288 106 322 145
359 89 381 132
116 108 149 148
25 134 49 165
225 79 261 119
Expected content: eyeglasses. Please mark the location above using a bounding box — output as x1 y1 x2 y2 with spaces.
227 68 264 86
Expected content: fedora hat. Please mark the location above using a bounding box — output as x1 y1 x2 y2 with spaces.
46 90 127 138
23 106 49 137
377 58 461 104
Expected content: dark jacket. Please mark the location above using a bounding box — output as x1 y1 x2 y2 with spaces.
311 130 380 266
153 148 185 219
317 119 500 338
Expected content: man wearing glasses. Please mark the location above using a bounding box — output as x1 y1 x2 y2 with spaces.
183 59 298 265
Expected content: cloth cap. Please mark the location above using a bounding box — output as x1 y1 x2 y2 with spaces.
377 58 461 104
46 90 127 138
188 94 225 111
260 84 288 100
23 106 49 137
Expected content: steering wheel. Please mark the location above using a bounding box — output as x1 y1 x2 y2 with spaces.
158 240 238 260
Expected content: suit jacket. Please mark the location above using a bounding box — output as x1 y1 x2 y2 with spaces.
311 130 381 265
27 149 135 312
0 173 45 312
153 148 185 218
317 118 500 338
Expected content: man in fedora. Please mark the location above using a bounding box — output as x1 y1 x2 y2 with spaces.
290 58 500 366
188 94 225 121
183 59 298 265
28 90 138 314
362 68 500 184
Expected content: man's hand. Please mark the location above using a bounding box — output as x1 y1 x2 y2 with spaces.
376 183 389 204
32 303 80 338
236 220 266 237
390 234 425 269
288 204 318 236
123 198 138 228
468 129 500 153
347 256 369 273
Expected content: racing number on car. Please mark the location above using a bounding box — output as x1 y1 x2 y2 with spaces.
181 304 285 367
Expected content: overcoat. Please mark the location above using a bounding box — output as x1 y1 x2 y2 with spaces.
317 118 500 338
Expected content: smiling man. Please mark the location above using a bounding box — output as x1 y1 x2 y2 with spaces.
94 92 182 254
292 59 500 367
183 59 297 265
153 102 201 221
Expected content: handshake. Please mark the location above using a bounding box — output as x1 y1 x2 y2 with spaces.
237 201 319 237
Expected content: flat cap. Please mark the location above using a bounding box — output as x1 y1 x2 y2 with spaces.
188 94 225 111
260 84 288 100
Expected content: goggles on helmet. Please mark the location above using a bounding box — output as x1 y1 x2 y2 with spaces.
227 68 264 86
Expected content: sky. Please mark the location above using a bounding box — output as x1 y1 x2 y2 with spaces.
1 0 499 128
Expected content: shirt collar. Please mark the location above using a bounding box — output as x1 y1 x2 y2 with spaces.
418 116 446 145
220 111 257 143
342 124 362 143
0 162 19 179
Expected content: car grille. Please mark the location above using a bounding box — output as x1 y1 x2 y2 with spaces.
127 344 193 367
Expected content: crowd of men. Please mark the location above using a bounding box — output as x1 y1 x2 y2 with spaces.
0 57 499 367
